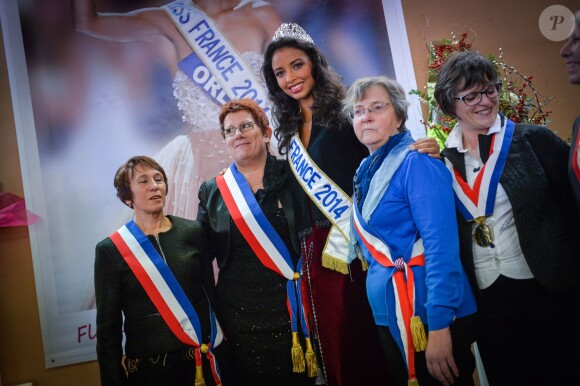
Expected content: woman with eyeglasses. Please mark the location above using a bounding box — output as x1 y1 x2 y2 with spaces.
435 50 580 386
197 99 314 385
344 76 477 386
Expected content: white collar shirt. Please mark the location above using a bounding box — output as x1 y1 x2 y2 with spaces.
446 116 533 289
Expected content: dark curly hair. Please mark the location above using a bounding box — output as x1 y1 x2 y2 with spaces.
261 37 350 155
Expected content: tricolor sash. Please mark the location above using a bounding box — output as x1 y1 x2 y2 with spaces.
216 164 318 377
110 221 223 386
288 134 353 274
444 119 514 246
163 1 271 117
353 197 426 386
572 122 580 185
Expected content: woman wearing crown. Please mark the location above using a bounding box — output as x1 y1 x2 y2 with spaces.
261 23 441 386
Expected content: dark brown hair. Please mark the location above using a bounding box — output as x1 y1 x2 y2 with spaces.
434 50 498 118
113 155 167 208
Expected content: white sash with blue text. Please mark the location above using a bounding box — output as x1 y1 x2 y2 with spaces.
288 134 353 273
163 0 271 116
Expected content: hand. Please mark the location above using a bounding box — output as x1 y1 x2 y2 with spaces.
219 168 227 176
425 327 458 386
410 137 441 159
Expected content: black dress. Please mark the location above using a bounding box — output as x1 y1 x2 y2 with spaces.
198 157 312 386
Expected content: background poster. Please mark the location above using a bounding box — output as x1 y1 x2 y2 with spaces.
1 0 420 367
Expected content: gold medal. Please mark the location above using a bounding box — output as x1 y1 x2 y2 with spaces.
473 217 494 247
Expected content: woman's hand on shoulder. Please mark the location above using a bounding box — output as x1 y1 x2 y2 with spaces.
410 137 441 159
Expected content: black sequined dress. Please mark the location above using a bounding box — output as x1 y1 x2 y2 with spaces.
207 159 312 386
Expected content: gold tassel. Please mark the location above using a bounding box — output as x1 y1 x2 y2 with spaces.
194 365 206 386
408 378 420 386
321 253 349 274
304 337 318 377
410 316 427 352
360 256 369 271
291 332 306 373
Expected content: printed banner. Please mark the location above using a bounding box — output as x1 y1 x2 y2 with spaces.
0 0 418 367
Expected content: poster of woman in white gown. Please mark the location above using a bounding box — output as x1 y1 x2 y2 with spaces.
1 0 414 367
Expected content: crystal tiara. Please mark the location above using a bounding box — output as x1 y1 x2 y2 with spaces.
272 22 314 44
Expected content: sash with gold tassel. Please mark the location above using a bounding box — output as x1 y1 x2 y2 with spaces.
352 201 426 386
110 221 223 386
288 134 354 274
217 164 318 377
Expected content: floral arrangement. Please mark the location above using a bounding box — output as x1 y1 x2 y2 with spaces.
410 32 554 148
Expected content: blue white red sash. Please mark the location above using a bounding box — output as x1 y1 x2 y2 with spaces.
163 1 271 117
352 201 426 385
110 221 223 385
445 119 514 222
288 134 352 274
216 164 317 376
573 122 580 185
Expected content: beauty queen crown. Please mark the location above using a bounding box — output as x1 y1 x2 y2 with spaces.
272 22 314 44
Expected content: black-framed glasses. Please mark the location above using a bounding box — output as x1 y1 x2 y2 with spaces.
454 82 502 106
349 102 391 119
223 121 256 138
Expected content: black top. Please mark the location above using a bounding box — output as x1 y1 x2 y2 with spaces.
94 216 215 385
198 156 300 268
198 156 311 385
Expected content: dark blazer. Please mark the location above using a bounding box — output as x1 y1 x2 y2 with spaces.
443 120 580 295
94 216 215 385
197 156 300 268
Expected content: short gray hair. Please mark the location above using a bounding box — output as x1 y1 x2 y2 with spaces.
342 76 409 132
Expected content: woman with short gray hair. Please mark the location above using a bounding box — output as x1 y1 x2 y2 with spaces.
345 76 477 386
342 76 410 131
